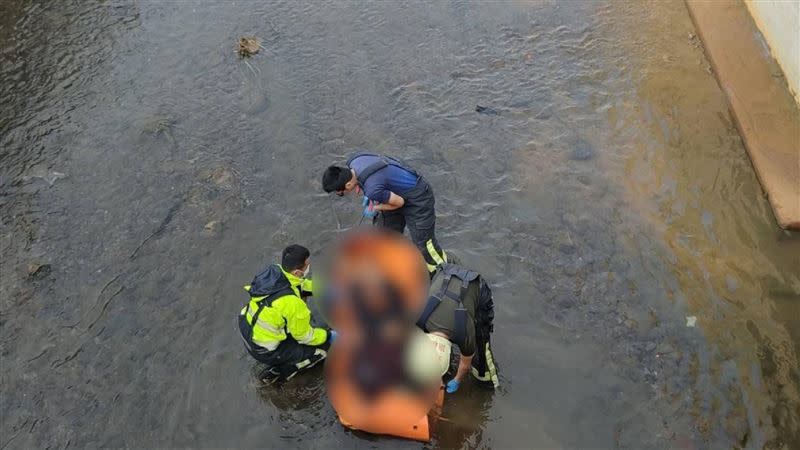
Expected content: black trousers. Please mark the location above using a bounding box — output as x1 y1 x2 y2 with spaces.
471 283 499 387
239 315 330 381
374 178 445 270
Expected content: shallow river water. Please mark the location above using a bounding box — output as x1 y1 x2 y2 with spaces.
1 1 798 449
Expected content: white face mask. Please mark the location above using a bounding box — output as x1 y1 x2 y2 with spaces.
302 264 311 279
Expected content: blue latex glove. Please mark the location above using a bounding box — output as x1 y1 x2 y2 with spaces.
361 196 370 208
446 379 460 394
362 201 377 219
329 330 338 343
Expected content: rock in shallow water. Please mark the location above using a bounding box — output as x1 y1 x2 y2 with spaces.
569 137 596 161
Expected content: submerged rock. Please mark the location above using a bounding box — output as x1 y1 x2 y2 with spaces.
475 105 500 115
569 138 596 161
26 263 51 280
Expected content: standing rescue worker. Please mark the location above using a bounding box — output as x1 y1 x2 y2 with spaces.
416 263 499 393
322 152 447 273
238 244 335 381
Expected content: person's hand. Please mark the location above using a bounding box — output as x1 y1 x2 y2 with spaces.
361 196 369 208
362 200 377 218
446 379 460 393
329 330 338 343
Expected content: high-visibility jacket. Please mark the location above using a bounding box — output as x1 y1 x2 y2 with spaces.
240 264 328 351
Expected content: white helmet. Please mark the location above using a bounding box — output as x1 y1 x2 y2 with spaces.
405 329 452 385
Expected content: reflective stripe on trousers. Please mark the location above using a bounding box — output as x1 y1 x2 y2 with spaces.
425 239 447 272
470 342 499 388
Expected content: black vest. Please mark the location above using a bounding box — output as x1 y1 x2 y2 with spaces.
415 264 480 350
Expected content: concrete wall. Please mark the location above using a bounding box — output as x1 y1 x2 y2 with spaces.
745 0 800 103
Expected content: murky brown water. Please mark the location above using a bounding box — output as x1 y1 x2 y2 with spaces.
1 1 798 448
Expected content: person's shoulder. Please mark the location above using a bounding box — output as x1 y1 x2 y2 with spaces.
272 292 303 308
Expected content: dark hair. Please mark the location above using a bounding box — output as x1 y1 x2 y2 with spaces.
322 166 352 192
282 244 310 271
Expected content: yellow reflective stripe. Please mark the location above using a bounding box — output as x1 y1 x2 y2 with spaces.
296 328 315 344
245 305 285 334
426 262 438 273
485 344 499 388
471 367 490 381
243 285 252 292
295 348 327 369
469 344 499 388
426 239 445 265
251 338 279 351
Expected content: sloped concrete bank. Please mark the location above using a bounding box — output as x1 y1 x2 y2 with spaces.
686 0 800 230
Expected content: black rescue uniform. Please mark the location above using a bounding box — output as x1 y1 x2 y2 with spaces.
416 263 499 387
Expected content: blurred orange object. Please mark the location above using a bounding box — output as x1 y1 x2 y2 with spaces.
324 228 442 442
332 382 445 442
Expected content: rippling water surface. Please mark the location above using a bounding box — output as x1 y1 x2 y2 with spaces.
1 1 798 448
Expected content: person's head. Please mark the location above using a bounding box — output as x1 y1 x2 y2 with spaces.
322 166 357 196
405 330 452 386
282 244 311 278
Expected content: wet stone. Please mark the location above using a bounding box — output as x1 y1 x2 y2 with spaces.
26 263 51 280
204 220 222 234
475 105 500 115
656 342 675 355
569 138 596 161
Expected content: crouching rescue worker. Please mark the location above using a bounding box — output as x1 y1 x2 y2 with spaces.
322 152 447 274
416 263 499 393
238 244 335 382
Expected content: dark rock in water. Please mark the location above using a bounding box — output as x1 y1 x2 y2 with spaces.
570 138 595 160
27 263 51 280
475 105 499 115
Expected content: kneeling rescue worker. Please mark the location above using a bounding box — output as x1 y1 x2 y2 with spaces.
322 152 448 274
417 263 499 393
238 244 335 381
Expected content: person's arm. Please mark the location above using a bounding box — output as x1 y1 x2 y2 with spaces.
300 278 314 297
282 295 328 346
454 353 474 382
372 192 405 211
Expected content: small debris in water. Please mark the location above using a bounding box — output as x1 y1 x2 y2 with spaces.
685 316 697 327
238 37 262 57
26 263 51 280
475 105 499 115
204 220 222 234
